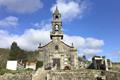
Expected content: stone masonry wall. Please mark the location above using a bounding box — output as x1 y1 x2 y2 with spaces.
105 71 120 80
47 69 120 80
0 72 32 80
1 69 120 80
47 69 102 80
112 63 120 72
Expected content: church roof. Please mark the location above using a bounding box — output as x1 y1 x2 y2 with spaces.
38 41 74 48
38 41 52 48
61 41 73 48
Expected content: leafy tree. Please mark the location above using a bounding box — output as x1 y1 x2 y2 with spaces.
9 42 26 60
36 61 43 69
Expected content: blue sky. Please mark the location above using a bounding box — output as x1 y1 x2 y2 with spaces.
0 0 120 62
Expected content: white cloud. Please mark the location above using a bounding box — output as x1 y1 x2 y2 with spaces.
0 22 104 57
16 29 51 51
85 37 104 49
0 25 104 56
63 35 85 48
82 48 102 56
0 30 13 48
51 0 89 21
79 38 104 56
0 16 18 28
0 28 50 51
0 0 43 13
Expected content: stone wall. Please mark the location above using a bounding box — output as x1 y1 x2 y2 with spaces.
1 69 120 80
47 69 102 80
112 63 120 72
105 71 120 80
47 69 120 80
0 72 32 80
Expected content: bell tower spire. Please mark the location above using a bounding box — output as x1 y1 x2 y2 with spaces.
50 7 63 40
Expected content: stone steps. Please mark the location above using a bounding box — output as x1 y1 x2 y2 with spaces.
32 67 48 80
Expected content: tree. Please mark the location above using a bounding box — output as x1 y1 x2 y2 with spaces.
36 61 43 70
9 42 26 60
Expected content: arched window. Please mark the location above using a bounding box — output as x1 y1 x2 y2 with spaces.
55 15 59 19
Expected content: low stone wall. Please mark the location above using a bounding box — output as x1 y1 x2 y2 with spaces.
47 69 120 80
1 69 120 80
105 71 120 80
112 63 120 72
47 69 102 80
0 72 32 80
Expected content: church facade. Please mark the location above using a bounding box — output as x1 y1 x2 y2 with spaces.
37 7 78 70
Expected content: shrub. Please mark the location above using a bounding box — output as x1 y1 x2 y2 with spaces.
0 69 11 75
36 61 43 69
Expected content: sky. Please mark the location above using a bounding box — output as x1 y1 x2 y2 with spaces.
0 0 120 62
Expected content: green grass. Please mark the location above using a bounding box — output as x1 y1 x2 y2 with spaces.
0 68 33 75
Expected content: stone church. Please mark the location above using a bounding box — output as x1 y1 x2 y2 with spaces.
37 7 78 70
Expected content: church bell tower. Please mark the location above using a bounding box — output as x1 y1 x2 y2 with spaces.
50 7 63 40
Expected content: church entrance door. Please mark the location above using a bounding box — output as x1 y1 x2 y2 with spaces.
53 58 60 69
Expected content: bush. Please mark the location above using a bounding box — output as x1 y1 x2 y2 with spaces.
0 69 6 75
25 68 33 71
0 69 11 75
36 61 43 69
0 68 33 75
